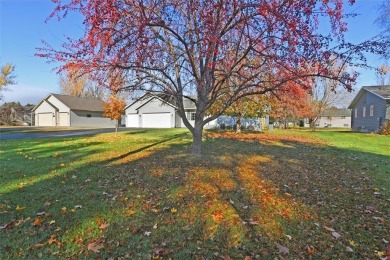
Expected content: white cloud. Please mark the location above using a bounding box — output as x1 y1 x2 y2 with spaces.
1 84 53 105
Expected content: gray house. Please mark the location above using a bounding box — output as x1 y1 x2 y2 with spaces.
32 94 116 127
125 93 217 128
348 85 390 132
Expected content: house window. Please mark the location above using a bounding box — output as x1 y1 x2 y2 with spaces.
340 116 346 119
189 112 196 121
362 107 366 118
344 124 349 127
354 109 357 118
370 105 374 116
87 114 92 118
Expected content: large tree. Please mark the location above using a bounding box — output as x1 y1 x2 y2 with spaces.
0 64 16 100
38 0 388 155
59 68 105 100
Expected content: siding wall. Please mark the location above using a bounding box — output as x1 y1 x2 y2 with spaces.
70 110 116 127
351 91 387 132
34 101 57 126
47 96 71 113
316 116 351 128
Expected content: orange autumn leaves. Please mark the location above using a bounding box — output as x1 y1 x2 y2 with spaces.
103 94 125 122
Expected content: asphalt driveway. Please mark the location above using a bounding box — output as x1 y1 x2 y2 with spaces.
0 127 128 140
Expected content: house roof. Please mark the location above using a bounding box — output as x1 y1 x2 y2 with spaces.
53 94 104 111
348 85 390 109
125 92 196 110
364 85 390 99
322 109 351 117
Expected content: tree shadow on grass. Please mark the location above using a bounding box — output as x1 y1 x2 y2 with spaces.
0 131 388 259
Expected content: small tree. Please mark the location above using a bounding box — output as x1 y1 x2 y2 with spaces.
103 94 126 133
0 64 16 100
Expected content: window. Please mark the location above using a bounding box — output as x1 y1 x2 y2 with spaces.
370 105 374 116
87 114 92 118
354 109 357 118
340 116 346 119
362 107 366 118
344 124 349 127
189 112 196 121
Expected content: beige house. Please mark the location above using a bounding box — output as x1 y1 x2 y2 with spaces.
32 94 116 127
313 109 351 128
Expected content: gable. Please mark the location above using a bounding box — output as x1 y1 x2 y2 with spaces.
349 85 390 109
33 100 58 114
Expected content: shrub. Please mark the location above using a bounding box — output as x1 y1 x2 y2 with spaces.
379 120 390 135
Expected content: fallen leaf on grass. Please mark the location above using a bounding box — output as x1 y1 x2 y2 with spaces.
29 243 45 250
324 226 335 232
47 235 58 245
99 223 110 230
276 244 289 255
306 245 315 255
0 221 15 230
15 205 25 211
346 246 353 252
332 232 341 239
144 231 152 236
87 241 104 253
32 218 44 226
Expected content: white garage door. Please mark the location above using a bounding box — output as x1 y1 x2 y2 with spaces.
58 112 69 126
126 114 139 127
37 113 54 126
142 113 171 128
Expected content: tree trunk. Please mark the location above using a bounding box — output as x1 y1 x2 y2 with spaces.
236 116 242 133
191 123 203 155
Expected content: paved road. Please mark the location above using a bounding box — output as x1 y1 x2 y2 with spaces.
0 128 129 141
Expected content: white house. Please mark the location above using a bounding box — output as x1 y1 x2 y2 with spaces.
32 94 116 127
125 93 217 128
313 109 351 128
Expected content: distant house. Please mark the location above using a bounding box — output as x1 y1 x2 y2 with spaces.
125 92 217 128
32 94 116 127
348 85 390 132
313 109 351 128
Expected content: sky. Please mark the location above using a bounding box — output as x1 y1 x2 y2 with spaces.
0 0 388 105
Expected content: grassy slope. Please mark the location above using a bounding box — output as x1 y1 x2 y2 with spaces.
312 129 390 196
0 129 389 259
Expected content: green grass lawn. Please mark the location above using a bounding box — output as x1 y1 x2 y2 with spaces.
0 129 389 259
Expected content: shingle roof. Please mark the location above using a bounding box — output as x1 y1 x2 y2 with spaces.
51 94 104 111
322 109 351 117
348 85 390 109
363 85 390 99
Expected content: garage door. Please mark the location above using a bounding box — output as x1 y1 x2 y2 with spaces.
37 113 54 126
126 114 139 127
142 113 171 128
58 112 69 126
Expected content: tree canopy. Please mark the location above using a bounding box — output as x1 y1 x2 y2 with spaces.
38 0 389 154
0 64 16 100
